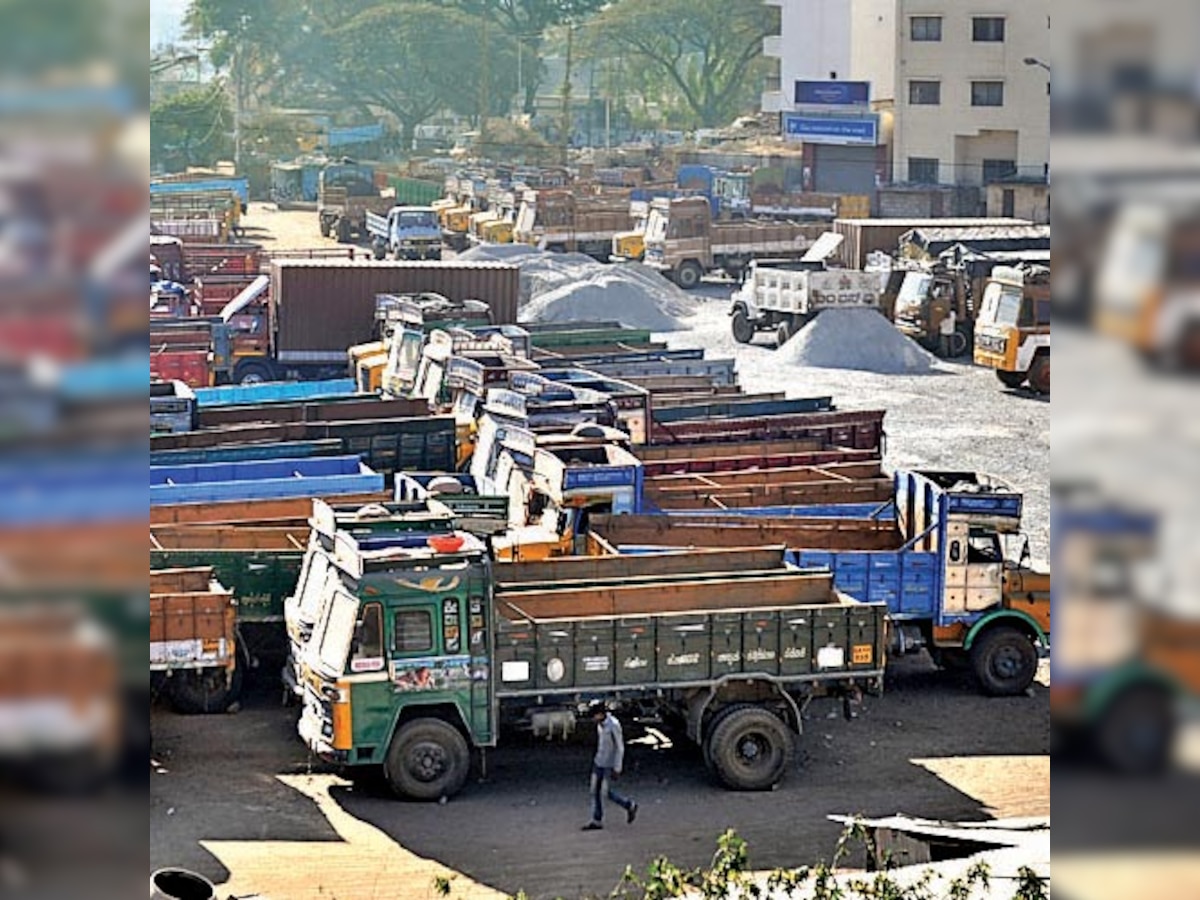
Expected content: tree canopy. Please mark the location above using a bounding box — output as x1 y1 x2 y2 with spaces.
582 0 777 128
150 85 233 170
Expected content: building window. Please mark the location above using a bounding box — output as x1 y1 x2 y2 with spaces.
910 16 942 41
909 81 941 105
971 81 1005 107
972 16 1005 41
908 158 940 184
982 159 1018 183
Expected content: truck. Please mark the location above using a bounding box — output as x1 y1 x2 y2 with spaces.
642 197 826 288
150 567 241 714
595 470 1051 697
1051 487 1199 773
972 265 1051 394
317 161 393 243
890 266 975 357
729 260 886 347
513 189 635 260
294 504 887 800
221 260 520 384
610 199 651 262
365 206 443 261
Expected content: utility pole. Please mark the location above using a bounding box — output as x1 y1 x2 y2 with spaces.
560 23 573 166
478 15 490 157
233 14 249 173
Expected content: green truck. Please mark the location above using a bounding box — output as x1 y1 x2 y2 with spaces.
295 504 888 800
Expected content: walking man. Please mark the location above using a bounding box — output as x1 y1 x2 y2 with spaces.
938 307 958 357
582 700 638 830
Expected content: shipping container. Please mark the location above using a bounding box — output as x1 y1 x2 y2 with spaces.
832 217 1031 269
270 260 520 364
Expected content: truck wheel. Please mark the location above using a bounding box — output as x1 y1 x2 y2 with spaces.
970 626 1038 696
167 665 243 715
708 707 794 791
674 260 703 290
1095 686 1176 774
949 327 970 358
383 718 470 801
372 241 387 261
319 217 332 238
775 320 792 348
996 370 1027 389
234 360 275 385
336 219 353 244
731 308 755 344
1028 353 1050 394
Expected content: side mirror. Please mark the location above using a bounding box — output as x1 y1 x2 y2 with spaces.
1019 536 1031 567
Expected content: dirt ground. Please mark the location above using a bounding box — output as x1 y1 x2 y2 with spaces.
151 659 1049 900
149 212 1054 899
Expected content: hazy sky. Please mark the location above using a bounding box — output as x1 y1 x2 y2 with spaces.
150 0 189 48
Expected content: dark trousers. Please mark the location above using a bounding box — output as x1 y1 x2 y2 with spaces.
589 765 633 823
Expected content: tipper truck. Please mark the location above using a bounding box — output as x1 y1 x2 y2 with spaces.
597 470 1051 697
365 206 443 261
294 501 887 800
642 197 825 288
973 265 1051 394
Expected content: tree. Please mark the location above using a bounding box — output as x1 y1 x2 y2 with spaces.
318 2 519 152
448 0 607 115
583 0 777 128
150 85 233 170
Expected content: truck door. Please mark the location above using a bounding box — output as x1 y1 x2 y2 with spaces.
942 521 1004 614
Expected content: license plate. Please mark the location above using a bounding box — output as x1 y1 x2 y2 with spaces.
852 644 873 665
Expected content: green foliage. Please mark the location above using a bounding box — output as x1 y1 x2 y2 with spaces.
150 85 233 170
317 2 520 149
1013 867 1048 900
581 0 777 128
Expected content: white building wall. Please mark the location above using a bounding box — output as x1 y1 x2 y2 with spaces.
762 0 856 112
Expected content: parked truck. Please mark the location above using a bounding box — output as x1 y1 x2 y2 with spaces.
642 197 825 288
513 189 634 260
596 470 1051 697
973 265 1051 394
365 206 443 261
730 260 886 346
890 267 975 357
317 161 393 243
294 503 887 800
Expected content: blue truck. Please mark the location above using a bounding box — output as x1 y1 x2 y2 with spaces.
151 175 250 213
598 469 1052 696
150 456 384 505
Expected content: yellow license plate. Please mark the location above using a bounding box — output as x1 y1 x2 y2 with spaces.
852 644 873 665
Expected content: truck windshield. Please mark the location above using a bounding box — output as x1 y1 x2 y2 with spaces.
315 590 359 678
397 211 438 229
895 273 933 312
978 282 1023 327
645 209 668 242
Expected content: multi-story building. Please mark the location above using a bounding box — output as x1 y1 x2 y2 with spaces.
760 0 1049 219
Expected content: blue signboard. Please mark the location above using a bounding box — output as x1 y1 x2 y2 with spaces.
783 113 879 146
794 80 870 106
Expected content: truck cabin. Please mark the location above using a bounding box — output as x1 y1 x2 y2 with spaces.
513 191 539 242
612 200 651 260
976 266 1051 335
892 269 969 336
389 206 439 233
297 529 492 764
647 197 712 244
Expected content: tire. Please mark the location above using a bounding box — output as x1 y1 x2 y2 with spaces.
1095 687 1176 775
775 320 792 348
996 369 1027 389
674 260 703 290
336 219 353 244
319 217 332 238
702 703 754 773
707 706 794 791
1028 353 1050 394
970 626 1038 697
948 327 970 358
167 665 243 715
731 308 755 344
234 360 275 385
383 718 470 801
372 241 387 261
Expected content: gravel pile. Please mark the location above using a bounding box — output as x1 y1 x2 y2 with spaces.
458 244 697 331
777 308 939 375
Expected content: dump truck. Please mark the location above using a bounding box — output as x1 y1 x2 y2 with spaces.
365 206 443 261
890 266 975 358
642 197 825 288
596 470 1051 697
150 567 241 714
730 259 885 346
513 189 634 260
294 502 887 800
1051 489 1200 773
973 265 1051 394
317 161 393 243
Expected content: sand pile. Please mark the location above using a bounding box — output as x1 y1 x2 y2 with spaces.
458 244 697 331
778 308 939 374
